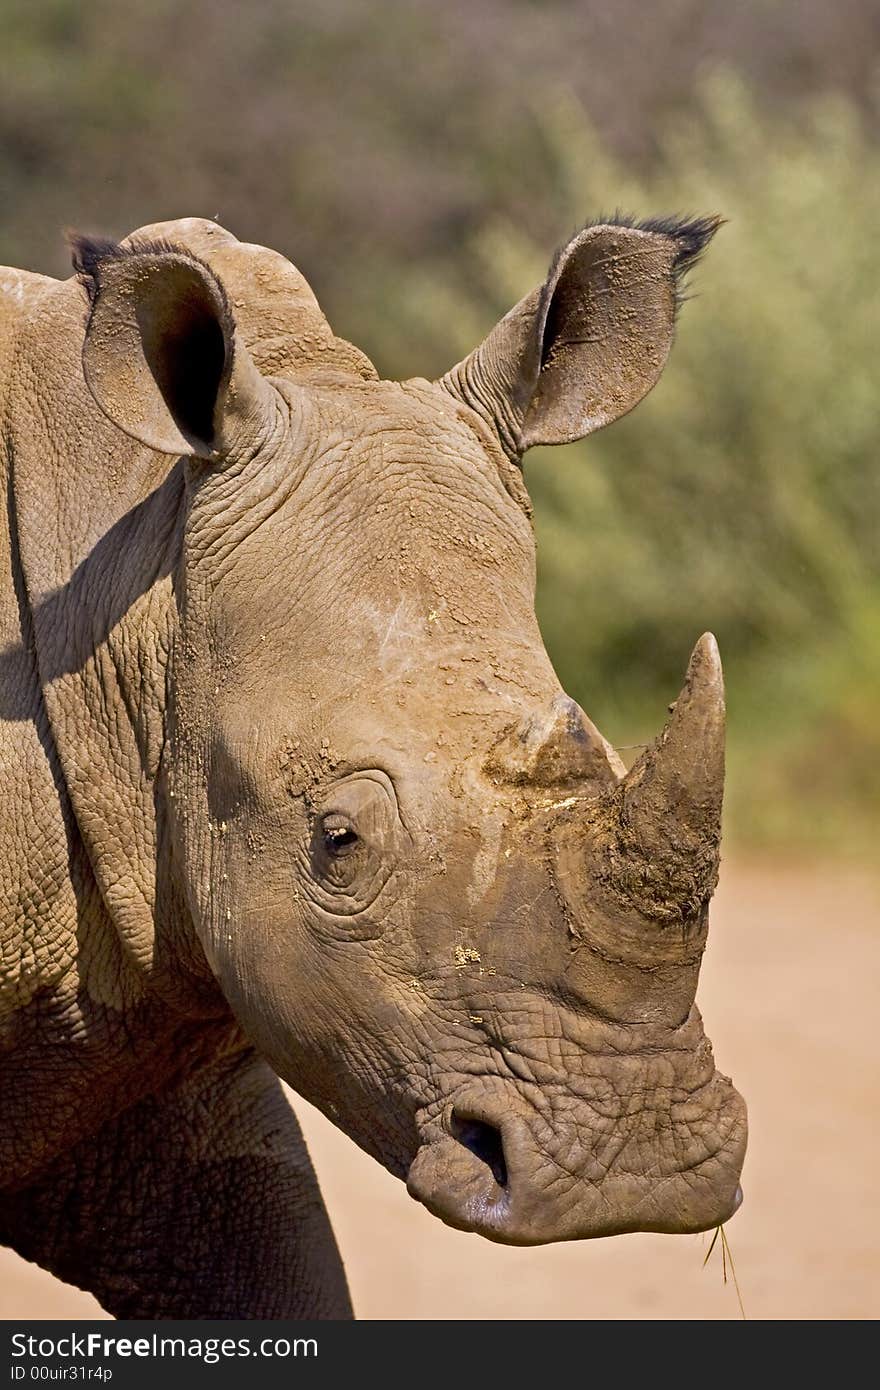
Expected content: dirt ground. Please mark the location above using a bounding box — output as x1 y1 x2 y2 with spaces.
2 859 877 1321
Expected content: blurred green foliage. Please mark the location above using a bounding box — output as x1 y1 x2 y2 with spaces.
0 3 877 852
375 77 879 853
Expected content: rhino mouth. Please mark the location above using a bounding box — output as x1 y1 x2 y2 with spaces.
406 1071 747 1246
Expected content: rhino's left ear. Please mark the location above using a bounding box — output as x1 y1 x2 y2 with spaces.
71 235 278 460
439 215 721 459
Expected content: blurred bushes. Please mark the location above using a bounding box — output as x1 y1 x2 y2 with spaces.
366 76 880 853
2 1 879 281
0 2 877 852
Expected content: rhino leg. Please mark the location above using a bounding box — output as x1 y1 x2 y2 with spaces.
0 1050 352 1319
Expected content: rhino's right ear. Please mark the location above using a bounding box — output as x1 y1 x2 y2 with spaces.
70 235 278 460
439 215 720 460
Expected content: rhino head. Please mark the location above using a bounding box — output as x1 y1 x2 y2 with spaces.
73 216 746 1244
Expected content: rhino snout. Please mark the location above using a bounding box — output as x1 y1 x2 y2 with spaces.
406 1069 747 1246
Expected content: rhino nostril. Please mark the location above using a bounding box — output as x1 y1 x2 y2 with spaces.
450 1109 508 1188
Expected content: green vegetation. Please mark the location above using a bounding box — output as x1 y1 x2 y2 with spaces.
367 77 880 854
0 4 876 852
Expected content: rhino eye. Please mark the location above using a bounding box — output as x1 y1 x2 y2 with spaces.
303 770 400 924
322 817 359 858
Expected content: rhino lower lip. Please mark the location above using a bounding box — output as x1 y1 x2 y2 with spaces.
406 1078 747 1244
408 1140 745 1244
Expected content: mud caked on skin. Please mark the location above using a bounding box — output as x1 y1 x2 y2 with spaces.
0 214 744 1317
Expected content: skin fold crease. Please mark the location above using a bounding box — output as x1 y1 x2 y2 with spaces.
0 213 745 1316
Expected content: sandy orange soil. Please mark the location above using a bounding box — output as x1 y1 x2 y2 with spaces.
2 859 878 1320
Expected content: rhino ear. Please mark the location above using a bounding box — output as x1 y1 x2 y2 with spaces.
439 215 721 459
71 234 278 460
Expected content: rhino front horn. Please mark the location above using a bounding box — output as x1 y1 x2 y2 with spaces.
615 633 726 924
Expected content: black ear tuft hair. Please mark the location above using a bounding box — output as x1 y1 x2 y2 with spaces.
66 232 231 319
609 212 724 307
67 233 125 302
548 212 724 313
634 213 724 289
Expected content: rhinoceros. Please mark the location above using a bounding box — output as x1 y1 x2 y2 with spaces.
0 214 746 1319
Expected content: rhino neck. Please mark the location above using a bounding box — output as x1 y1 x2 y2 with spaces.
9 274 221 1008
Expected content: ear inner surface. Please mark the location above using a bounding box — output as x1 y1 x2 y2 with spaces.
72 236 274 460
140 268 230 449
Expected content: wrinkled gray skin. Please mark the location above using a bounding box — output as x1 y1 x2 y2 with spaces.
0 215 746 1319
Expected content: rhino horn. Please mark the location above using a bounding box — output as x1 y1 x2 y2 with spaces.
612 633 725 923
485 693 625 792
